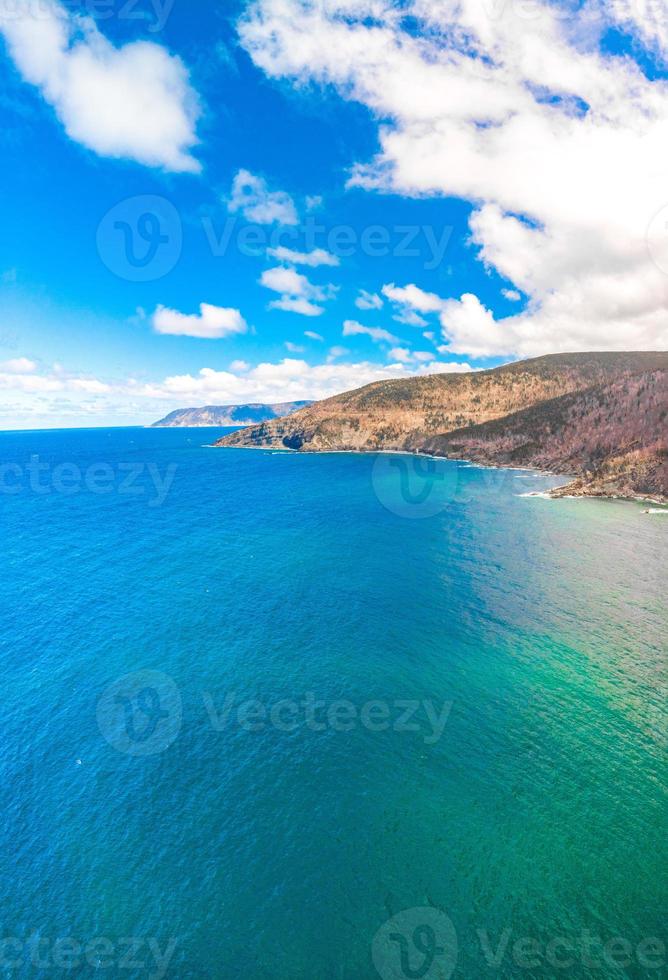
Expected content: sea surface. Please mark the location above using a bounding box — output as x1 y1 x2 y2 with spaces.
0 427 666 979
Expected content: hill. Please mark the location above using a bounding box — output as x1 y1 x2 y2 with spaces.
215 353 668 501
152 401 312 427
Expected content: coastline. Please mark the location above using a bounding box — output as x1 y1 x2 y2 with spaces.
212 441 668 508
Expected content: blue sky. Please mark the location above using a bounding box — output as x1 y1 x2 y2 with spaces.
0 0 667 427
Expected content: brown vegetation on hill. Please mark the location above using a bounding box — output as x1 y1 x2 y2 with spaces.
215 352 668 501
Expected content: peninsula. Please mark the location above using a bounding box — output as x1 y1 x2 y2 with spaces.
152 400 312 428
215 353 668 502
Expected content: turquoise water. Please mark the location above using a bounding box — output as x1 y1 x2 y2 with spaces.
0 427 666 979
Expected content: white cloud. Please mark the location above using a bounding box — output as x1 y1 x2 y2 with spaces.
355 289 383 310
268 245 339 266
229 169 298 225
0 353 474 426
342 319 399 344
239 0 668 356
388 347 412 362
139 357 474 403
418 361 473 375
304 330 324 341
271 297 325 316
382 284 448 327
261 266 310 294
437 292 531 358
260 265 337 316
327 346 349 360
393 308 428 328
0 363 112 397
388 346 448 365
285 340 305 352
382 283 446 314
0 0 200 172
0 357 37 373
605 0 668 57
502 289 522 302
152 303 248 339
69 378 112 394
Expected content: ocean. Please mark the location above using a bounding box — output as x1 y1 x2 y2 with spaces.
0 426 665 979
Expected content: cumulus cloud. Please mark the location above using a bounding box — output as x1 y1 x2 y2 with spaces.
0 353 474 426
0 0 201 172
342 319 399 344
137 357 471 404
355 289 383 310
383 283 446 315
267 245 339 266
388 347 412 362
260 265 337 316
152 303 248 339
229 169 298 225
327 346 349 360
0 357 37 373
0 362 110 397
239 0 668 356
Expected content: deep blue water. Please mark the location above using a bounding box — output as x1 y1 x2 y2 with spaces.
0 427 666 979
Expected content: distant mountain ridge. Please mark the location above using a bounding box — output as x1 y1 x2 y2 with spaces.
214 353 668 501
152 401 312 428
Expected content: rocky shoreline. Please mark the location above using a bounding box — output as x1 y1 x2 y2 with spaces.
215 352 668 505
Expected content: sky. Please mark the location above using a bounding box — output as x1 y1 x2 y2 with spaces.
1 0 667 428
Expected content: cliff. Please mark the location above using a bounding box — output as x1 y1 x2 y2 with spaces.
214 353 668 501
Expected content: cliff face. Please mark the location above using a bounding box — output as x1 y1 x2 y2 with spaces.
152 401 312 427
215 353 668 501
